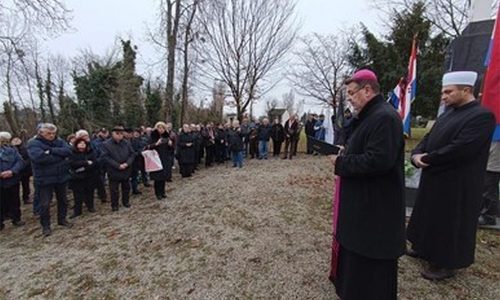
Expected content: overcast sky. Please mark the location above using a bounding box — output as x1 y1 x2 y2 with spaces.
44 0 383 115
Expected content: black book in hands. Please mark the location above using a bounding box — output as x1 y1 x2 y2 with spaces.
308 136 341 155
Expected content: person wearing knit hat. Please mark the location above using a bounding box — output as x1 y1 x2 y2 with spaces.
329 69 406 300
0 131 26 231
408 71 496 280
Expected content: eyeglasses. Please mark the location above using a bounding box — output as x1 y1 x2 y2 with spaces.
347 85 366 97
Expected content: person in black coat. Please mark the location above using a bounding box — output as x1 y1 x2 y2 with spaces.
130 129 148 195
330 70 405 300
215 124 227 164
257 118 272 159
177 124 196 177
271 118 285 157
304 114 317 154
68 138 98 218
1 132 26 231
227 120 245 168
202 123 216 167
146 122 175 200
283 116 299 159
101 126 136 211
408 71 496 280
11 137 32 204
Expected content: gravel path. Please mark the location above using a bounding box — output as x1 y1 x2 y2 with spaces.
0 155 498 299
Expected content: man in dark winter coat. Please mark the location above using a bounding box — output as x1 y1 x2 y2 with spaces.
215 124 227 163
329 69 405 300
101 126 136 211
91 128 109 202
305 114 317 154
271 118 285 157
408 71 495 280
28 123 73 237
257 118 272 159
177 124 196 177
130 129 147 195
202 123 216 167
283 115 299 159
1 132 26 231
227 120 245 168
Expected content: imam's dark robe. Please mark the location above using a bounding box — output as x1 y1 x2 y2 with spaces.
332 95 406 300
408 100 495 269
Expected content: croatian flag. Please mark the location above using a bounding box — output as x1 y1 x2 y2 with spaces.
483 7 500 141
389 37 417 137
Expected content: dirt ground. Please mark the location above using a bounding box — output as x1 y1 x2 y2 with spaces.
0 155 499 300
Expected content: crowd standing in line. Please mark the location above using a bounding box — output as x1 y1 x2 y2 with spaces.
0 114 314 237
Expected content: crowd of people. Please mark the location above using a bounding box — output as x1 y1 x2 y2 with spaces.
0 112 332 237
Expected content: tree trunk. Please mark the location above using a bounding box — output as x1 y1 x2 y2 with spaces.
180 1 198 127
35 62 46 122
165 0 182 122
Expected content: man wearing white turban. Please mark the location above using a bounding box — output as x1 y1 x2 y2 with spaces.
408 71 496 280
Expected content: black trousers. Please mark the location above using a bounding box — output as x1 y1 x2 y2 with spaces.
109 179 130 208
333 245 397 300
96 168 107 201
205 145 215 167
180 164 194 177
39 183 69 229
215 144 226 163
0 184 22 225
72 180 95 215
21 175 31 202
249 140 259 158
272 140 282 156
154 180 166 197
481 171 500 218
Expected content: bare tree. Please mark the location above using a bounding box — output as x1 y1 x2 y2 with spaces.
197 0 298 120
373 0 471 38
288 32 353 114
282 89 296 115
180 0 200 126
0 0 71 42
0 0 71 124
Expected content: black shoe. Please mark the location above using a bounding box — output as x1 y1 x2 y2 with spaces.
143 182 151 187
156 195 164 201
58 220 73 228
69 213 81 219
166 179 172 183
478 215 497 226
12 220 25 227
88 208 96 213
132 190 142 195
112 206 119 212
42 227 52 237
406 248 422 258
0 223 4 231
123 203 131 208
421 267 456 281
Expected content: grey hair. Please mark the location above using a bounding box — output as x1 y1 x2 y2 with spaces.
0 131 12 144
75 129 89 138
38 123 57 134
